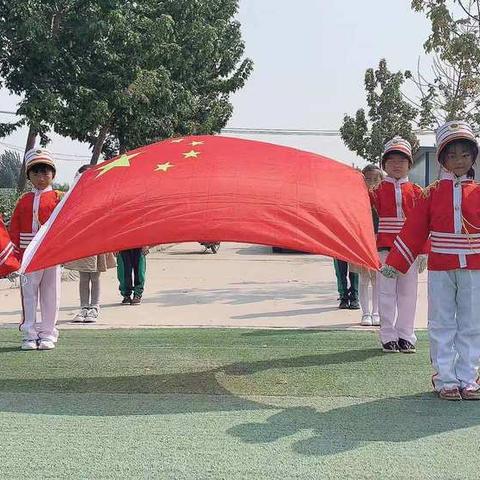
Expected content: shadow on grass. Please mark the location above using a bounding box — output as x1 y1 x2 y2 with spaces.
0 347 382 416
227 395 478 456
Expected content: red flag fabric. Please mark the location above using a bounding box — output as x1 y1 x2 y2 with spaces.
0 215 20 277
21 136 380 273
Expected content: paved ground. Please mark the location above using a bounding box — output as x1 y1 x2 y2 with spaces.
0 242 428 331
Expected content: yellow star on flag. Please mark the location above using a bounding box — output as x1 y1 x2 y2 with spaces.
171 138 184 143
183 150 201 159
190 141 204 146
96 153 140 178
155 162 174 172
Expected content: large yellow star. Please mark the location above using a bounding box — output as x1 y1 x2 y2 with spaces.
155 162 174 172
190 141 204 146
171 138 184 143
183 150 201 159
96 153 140 178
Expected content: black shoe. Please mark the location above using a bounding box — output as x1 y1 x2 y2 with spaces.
131 295 142 305
338 298 350 309
121 296 132 305
348 298 360 310
398 338 416 354
382 341 400 353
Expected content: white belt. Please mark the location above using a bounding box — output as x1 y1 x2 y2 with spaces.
378 217 405 234
431 231 480 255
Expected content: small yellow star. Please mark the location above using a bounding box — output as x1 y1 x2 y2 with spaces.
155 162 174 172
171 138 184 143
96 153 140 178
183 150 201 159
190 141 204 146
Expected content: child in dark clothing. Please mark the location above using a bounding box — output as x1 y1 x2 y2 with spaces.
117 247 149 305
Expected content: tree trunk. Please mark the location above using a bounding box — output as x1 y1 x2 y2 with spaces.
90 124 110 165
17 126 37 193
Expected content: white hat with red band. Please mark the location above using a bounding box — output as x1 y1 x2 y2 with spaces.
24 148 56 173
382 136 413 163
436 120 478 160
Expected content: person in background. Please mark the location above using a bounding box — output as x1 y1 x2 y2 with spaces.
117 247 149 305
333 259 359 310
64 165 116 323
356 164 384 326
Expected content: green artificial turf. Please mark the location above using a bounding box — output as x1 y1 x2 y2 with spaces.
0 329 477 479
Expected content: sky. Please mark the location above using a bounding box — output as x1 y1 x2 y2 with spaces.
0 0 435 183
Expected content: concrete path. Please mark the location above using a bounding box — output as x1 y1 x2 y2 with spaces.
0 242 428 331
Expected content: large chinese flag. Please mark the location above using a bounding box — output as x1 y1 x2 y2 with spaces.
21 136 379 273
0 216 20 277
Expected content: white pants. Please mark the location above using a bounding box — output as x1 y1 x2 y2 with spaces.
20 266 61 342
429 270 480 391
359 270 378 316
377 251 418 344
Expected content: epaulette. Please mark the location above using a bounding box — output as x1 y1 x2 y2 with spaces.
15 192 31 206
421 180 440 198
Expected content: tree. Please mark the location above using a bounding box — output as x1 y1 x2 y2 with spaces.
340 59 418 163
53 0 253 162
0 0 253 178
0 150 22 188
0 1 75 190
410 0 480 128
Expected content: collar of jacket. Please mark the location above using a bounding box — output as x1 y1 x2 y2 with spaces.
31 185 53 195
384 176 409 185
439 168 472 183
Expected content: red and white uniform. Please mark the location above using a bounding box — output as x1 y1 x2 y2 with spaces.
9 186 62 342
0 215 20 277
370 177 424 345
386 171 480 391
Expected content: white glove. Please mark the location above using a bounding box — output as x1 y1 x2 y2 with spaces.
417 255 428 274
380 265 400 278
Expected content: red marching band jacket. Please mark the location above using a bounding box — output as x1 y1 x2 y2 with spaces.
369 177 425 250
0 214 20 277
8 188 62 262
386 174 480 273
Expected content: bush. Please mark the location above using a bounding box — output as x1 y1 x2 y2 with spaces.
0 188 21 225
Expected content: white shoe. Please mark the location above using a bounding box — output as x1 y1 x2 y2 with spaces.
360 314 373 326
72 307 89 323
84 306 99 323
21 339 38 350
38 339 55 350
371 314 380 326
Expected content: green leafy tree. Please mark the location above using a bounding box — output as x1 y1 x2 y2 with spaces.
340 59 418 163
0 150 22 188
56 0 252 162
410 0 480 127
0 0 253 183
0 1 74 190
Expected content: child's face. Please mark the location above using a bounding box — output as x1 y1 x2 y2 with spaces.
443 143 474 177
383 153 410 179
364 170 382 188
28 165 54 190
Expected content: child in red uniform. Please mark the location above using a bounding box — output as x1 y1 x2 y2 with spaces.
370 137 427 353
0 214 20 277
383 121 480 400
9 148 63 350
